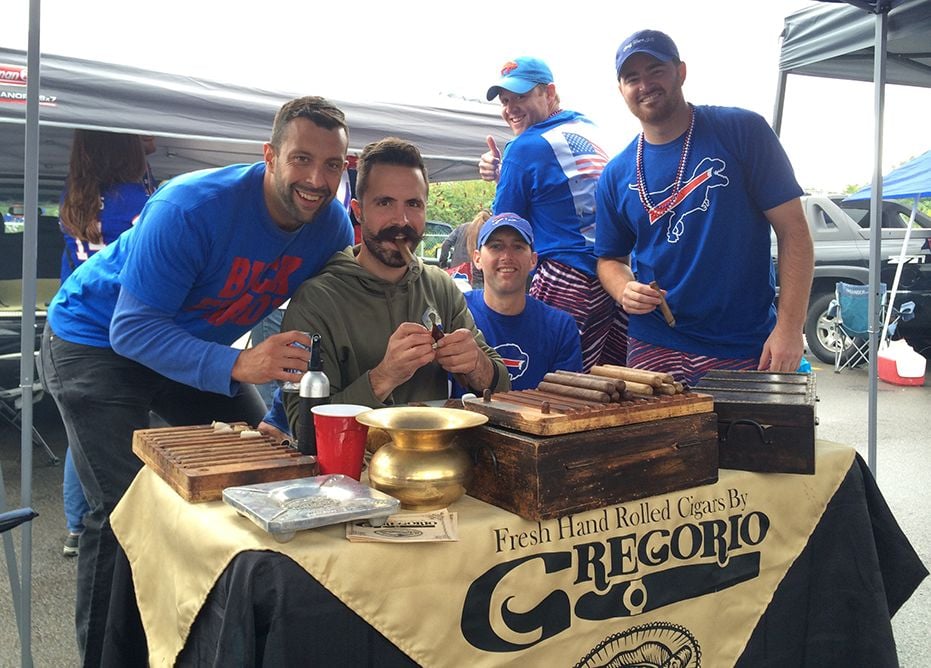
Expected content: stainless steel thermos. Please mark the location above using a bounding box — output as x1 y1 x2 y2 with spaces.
297 333 330 455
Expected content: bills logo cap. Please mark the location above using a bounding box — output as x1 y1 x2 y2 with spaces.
615 29 679 79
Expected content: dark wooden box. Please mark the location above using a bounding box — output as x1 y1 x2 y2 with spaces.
693 370 817 475
465 413 718 521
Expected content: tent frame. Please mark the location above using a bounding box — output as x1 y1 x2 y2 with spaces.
773 0 898 475
3 4 39 665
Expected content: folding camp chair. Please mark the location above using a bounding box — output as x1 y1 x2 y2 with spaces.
0 372 58 464
827 282 910 373
0 319 59 464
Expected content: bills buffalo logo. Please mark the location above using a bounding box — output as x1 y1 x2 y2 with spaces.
629 157 729 244
500 61 519 76
575 622 701 668
495 343 529 382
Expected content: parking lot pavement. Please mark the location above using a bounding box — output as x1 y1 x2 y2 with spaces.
1 398 77 667
1 358 929 666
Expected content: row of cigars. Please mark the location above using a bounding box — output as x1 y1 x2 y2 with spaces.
538 365 685 403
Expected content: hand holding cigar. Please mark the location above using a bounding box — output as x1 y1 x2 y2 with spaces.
649 280 676 327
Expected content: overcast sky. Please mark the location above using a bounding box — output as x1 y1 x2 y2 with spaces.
7 0 931 192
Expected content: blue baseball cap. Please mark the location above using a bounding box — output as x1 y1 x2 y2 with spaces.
478 213 534 247
615 30 680 79
486 57 554 101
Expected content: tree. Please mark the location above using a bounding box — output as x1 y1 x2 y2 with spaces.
427 180 495 226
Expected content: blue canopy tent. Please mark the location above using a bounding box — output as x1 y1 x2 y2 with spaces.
845 150 931 344
774 0 931 474
847 149 931 201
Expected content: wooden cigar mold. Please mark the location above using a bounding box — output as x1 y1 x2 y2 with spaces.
462 387 713 436
133 423 316 502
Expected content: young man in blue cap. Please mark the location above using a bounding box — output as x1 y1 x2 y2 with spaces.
478 57 627 372
595 30 813 385
456 212 583 393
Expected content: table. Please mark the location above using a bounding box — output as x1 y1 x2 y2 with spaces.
104 442 927 667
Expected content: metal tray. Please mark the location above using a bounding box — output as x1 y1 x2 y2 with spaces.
223 475 400 543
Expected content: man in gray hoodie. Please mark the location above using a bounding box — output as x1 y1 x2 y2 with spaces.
282 137 509 432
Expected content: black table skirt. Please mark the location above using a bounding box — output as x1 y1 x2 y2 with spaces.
103 455 927 668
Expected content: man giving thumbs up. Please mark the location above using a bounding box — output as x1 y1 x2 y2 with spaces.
478 56 628 370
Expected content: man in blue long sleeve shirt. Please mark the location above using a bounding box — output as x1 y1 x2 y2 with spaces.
39 96 354 667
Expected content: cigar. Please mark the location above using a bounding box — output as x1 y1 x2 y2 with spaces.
591 365 668 388
543 372 617 394
649 280 676 327
556 370 626 393
604 364 675 386
395 236 418 271
536 382 612 404
621 380 655 396
423 308 471 389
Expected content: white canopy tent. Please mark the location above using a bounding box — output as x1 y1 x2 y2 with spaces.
773 0 931 474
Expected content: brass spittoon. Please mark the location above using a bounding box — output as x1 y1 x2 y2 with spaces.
355 407 488 510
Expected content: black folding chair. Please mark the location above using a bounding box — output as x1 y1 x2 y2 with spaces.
0 318 58 465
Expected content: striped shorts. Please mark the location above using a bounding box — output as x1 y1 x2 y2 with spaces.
626 337 759 387
529 259 628 371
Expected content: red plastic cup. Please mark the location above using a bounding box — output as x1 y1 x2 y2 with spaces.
311 404 371 480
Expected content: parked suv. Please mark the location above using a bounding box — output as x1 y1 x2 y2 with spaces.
774 195 931 362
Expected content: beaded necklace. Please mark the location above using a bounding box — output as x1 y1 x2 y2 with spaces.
635 104 694 218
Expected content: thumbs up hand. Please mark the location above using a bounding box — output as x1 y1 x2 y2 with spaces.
478 135 502 183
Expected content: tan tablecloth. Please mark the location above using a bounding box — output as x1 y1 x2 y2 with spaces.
111 441 855 667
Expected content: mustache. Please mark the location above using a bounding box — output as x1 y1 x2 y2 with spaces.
375 225 421 243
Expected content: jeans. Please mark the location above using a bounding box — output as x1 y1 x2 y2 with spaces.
249 307 285 409
63 446 90 534
40 326 267 668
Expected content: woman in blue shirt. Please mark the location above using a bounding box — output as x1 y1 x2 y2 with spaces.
57 130 153 556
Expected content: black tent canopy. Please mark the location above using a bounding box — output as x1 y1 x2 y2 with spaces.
0 46 510 202
777 0 931 88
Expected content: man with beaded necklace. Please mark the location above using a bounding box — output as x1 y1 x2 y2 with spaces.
478 57 628 371
595 30 814 386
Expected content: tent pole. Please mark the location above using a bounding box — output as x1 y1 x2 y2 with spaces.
772 70 788 136
15 0 43 666
867 8 889 475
